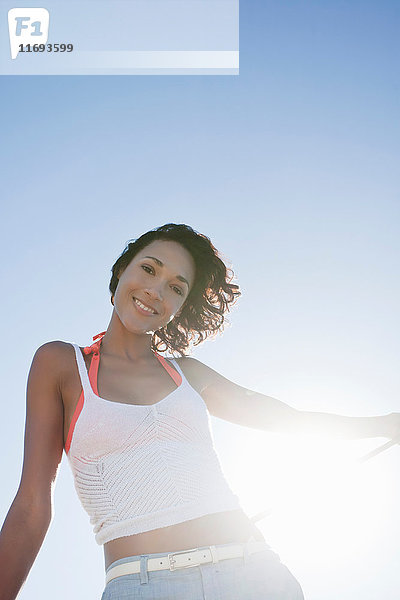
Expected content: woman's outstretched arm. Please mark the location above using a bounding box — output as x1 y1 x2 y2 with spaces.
180 357 400 443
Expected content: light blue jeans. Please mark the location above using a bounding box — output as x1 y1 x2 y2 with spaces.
101 540 304 599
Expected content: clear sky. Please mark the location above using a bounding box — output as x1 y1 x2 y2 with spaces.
1 2 400 599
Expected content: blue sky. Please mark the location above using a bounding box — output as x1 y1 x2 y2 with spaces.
1 2 400 599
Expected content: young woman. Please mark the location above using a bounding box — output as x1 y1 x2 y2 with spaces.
1 223 399 600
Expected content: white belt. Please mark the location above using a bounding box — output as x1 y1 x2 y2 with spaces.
105 540 268 585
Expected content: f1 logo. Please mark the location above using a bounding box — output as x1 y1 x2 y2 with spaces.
8 8 50 59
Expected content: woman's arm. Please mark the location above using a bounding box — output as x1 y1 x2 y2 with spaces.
0 342 65 600
179 357 400 442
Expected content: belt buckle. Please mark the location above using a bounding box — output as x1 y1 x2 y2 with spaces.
167 547 201 571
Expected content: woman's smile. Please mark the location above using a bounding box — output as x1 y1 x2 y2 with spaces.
132 296 159 316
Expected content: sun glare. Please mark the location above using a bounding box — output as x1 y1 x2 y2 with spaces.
228 431 391 565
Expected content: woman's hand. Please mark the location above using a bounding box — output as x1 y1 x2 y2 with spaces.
382 412 400 442
358 413 400 463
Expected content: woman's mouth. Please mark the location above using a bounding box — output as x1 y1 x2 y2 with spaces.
132 297 158 315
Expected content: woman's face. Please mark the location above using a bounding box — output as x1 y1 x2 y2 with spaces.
113 239 196 335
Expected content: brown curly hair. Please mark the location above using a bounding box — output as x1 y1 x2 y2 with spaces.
109 223 241 357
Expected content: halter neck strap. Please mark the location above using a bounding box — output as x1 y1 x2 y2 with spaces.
82 332 174 366
83 331 106 355
81 331 182 387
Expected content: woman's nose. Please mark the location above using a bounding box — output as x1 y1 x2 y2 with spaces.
144 287 163 301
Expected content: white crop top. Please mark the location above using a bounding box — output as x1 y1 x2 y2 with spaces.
64 342 242 545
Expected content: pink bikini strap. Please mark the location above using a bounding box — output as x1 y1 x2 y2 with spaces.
82 332 105 396
83 331 106 356
83 332 182 388
154 352 182 387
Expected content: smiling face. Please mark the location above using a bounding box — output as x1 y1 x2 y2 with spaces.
113 239 196 335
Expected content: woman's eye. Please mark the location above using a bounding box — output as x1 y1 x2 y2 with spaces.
142 265 182 295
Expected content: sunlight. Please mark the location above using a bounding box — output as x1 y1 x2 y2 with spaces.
228 431 391 565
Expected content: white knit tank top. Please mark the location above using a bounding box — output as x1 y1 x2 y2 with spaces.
65 343 242 545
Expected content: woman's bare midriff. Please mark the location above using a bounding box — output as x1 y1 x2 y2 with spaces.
103 508 262 570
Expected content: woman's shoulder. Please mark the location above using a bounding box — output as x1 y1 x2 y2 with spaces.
36 339 79 359
33 340 82 381
26 341 75 403
34 341 90 406
33 340 74 360
174 355 203 374
174 355 223 396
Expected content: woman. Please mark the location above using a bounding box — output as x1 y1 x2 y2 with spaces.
1 223 399 600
